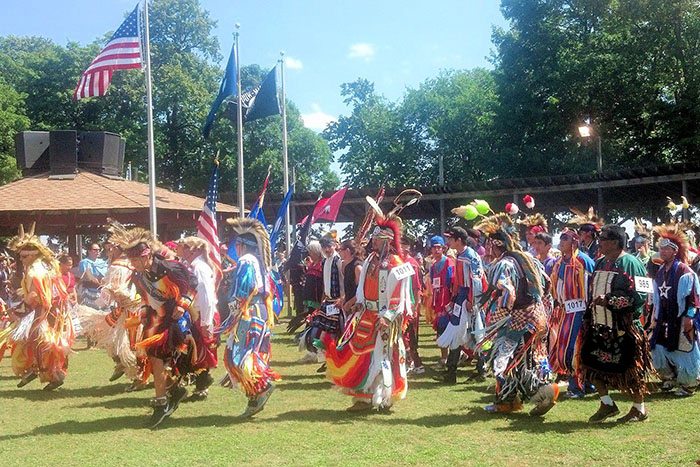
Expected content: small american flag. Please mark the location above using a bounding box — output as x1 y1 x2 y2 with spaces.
74 4 142 100
197 164 222 285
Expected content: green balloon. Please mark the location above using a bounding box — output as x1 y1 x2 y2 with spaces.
475 200 490 215
464 205 478 220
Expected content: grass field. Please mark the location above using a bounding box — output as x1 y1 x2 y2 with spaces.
1 321 699 466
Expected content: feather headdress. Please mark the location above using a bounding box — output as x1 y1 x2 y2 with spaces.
633 218 651 241
107 219 157 256
226 217 272 271
568 206 603 231
474 213 520 251
475 213 544 300
365 189 421 254
7 222 55 261
519 213 548 233
653 222 690 263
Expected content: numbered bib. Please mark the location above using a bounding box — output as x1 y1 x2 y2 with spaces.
432 277 441 288
393 263 415 281
564 299 586 314
634 276 654 294
325 304 339 316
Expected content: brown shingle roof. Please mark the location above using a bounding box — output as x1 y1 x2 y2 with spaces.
0 171 238 214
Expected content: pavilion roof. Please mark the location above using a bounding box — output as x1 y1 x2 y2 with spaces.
0 170 238 235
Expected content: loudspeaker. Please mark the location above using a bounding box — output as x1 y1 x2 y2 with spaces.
15 131 50 171
49 130 78 175
78 131 125 176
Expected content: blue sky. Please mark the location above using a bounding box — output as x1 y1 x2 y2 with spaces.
1 0 508 133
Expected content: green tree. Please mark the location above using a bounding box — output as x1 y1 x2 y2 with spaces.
0 0 337 197
0 77 28 184
492 0 700 175
402 68 500 184
325 79 423 188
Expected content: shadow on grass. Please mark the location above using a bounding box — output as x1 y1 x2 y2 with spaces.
73 396 149 410
277 380 332 391
0 383 126 401
270 360 312 368
0 414 147 441
276 373 325 381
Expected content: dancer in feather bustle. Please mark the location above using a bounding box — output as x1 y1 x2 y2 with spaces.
79 243 148 390
0 223 74 391
474 213 559 416
109 224 195 428
649 223 700 397
321 196 415 412
223 217 280 418
579 224 652 423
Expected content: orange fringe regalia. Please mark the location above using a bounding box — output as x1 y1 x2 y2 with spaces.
0 223 74 385
321 196 416 409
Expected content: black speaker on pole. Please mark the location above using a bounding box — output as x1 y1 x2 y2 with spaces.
49 130 78 175
15 131 50 172
78 131 125 176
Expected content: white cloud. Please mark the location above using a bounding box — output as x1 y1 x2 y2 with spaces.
301 103 336 132
348 43 375 61
285 56 303 70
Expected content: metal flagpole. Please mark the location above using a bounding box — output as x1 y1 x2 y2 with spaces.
143 0 158 234
235 24 245 218
279 52 291 256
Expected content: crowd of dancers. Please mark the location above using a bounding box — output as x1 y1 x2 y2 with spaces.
1 192 699 428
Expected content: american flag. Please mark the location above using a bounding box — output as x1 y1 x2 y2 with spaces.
197 165 222 285
74 4 142 100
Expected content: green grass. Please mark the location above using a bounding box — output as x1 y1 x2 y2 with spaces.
1 322 698 466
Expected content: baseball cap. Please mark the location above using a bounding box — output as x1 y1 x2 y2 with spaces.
430 236 445 247
444 226 468 242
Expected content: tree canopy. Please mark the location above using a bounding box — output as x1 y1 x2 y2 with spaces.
0 0 338 195
330 0 700 188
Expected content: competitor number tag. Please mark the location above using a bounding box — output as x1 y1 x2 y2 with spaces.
325 304 339 316
564 299 586 314
393 263 415 281
634 276 654 294
432 277 441 288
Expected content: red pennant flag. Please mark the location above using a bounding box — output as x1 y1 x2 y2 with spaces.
312 187 348 223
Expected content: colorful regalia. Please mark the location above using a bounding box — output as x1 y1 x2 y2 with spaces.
649 224 700 394
436 245 487 351
79 255 146 384
429 253 454 335
578 253 651 393
300 245 345 354
475 213 558 416
184 248 219 399
548 241 594 391
223 218 279 417
0 223 74 390
322 201 414 410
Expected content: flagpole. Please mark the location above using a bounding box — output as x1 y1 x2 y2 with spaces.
143 0 158 234
233 24 245 219
279 52 291 256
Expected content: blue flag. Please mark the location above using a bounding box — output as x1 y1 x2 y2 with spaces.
203 40 237 138
270 184 294 252
248 198 267 227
